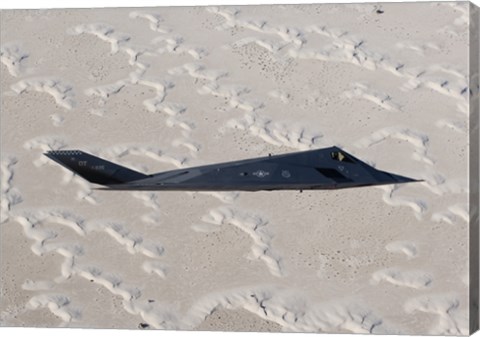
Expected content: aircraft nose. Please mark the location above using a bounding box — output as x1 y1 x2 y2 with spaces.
379 170 422 184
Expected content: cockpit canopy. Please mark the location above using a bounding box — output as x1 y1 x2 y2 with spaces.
330 151 355 163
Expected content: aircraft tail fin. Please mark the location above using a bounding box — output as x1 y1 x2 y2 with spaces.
44 150 149 186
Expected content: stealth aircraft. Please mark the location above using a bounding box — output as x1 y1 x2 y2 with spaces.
44 146 421 191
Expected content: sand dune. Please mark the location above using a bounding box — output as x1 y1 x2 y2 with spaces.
152 36 209 60
71 23 131 54
385 241 418 259
379 185 427 220
395 40 440 56
0 43 29 77
344 83 400 112
0 156 22 224
184 287 387 333
142 260 168 279
432 203 469 225
129 11 170 34
11 77 75 110
27 294 81 326
435 118 468 133
169 62 228 82
372 268 433 289
355 126 432 165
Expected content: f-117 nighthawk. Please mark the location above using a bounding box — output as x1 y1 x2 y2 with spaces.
44 146 420 191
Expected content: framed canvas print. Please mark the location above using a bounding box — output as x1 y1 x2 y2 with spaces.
1 1 479 335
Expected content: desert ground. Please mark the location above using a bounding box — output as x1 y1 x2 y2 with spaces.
0 2 476 334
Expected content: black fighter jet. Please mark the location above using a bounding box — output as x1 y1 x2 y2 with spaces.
44 146 421 191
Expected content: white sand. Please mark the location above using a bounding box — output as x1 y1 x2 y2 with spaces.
0 2 476 335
